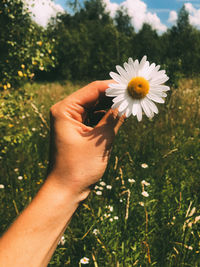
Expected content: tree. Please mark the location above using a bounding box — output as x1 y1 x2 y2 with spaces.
114 7 134 37
0 0 56 89
133 23 161 62
164 5 200 76
177 5 191 33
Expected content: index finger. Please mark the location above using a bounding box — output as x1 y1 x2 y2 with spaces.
66 80 113 108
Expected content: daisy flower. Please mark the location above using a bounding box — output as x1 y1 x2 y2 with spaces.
92 228 100 235
106 56 170 121
141 180 150 186
80 257 89 264
95 190 102 196
142 191 149 197
141 163 148 168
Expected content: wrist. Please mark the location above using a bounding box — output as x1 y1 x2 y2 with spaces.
46 172 91 203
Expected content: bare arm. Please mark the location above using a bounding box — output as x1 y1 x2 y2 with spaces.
0 81 124 267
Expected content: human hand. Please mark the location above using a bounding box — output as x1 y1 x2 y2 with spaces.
48 81 124 201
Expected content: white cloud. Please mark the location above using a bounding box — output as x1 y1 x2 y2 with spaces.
24 0 64 27
145 11 167 32
168 10 178 24
103 0 167 33
103 0 119 17
184 3 200 29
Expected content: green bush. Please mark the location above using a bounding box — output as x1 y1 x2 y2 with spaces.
0 0 56 89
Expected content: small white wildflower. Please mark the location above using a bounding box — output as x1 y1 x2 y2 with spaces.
120 199 123 202
0 184 5 189
107 205 113 212
109 218 113 222
14 168 19 172
32 128 36 132
21 115 26 119
98 186 104 190
141 163 148 168
94 185 99 190
139 202 144 206
100 181 106 186
80 257 89 264
18 176 23 180
96 191 102 196
92 229 100 235
128 178 135 183
59 235 66 245
142 191 149 197
141 180 150 186
106 185 112 190
114 216 119 220
104 213 111 218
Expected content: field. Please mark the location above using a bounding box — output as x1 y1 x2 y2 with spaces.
0 78 200 266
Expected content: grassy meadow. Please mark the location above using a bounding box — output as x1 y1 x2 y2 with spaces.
0 78 200 266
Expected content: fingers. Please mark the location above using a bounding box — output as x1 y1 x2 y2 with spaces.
96 109 125 135
65 80 113 109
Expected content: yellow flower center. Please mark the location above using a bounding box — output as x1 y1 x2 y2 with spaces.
127 77 149 99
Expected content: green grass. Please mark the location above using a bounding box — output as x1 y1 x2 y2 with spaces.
0 78 200 266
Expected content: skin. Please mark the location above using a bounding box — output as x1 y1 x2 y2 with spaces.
0 80 124 267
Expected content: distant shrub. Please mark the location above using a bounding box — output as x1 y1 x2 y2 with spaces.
0 0 56 90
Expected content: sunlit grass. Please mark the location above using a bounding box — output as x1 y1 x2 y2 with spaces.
0 78 199 266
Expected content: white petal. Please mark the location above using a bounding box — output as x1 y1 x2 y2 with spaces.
136 104 143 121
110 72 127 84
150 72 167 81
147 93 165 103
106 91 125 97
108 83 127 90
157 70 166 76
118 99 129 112
149 89 167 97
116 65 130 81
133 59 139 76
142 63 155 79
150 77 169 86
106 87 125 95
112 94 125 103
139 56 147 69
128 57 134 68
132 100 140 115
149 65 160 79
141 99 153 118
125 104 133 117
112 99 124 109
123 62 134 80
127 58 137 77
139 61 150 77
151 85 170 91
145 98 158 114
123 62 131 73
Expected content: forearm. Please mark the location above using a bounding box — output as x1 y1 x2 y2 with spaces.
0 174 80 267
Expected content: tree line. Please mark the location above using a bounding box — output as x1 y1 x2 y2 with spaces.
1 0 200 89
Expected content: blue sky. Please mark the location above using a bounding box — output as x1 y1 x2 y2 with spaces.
27 0 200 32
